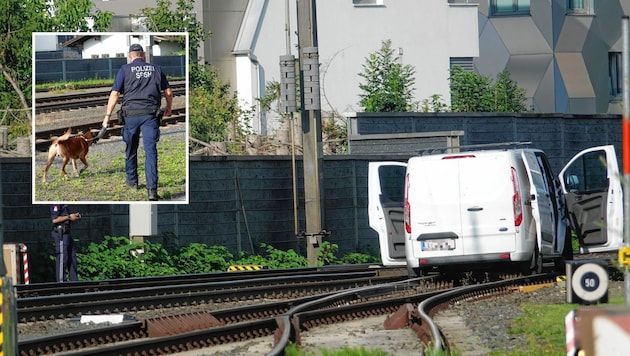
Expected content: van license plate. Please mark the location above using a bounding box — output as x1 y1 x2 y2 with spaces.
421 239 456 251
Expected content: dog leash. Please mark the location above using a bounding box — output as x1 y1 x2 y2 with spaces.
85 127 108 142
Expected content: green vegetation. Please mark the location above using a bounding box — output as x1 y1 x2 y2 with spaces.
1 0 112 139
35 138 186 202
74 239 378 280
489 295 624 356
286 344 390 356
449 66 528 113
358 39 416 112
135 0 251 146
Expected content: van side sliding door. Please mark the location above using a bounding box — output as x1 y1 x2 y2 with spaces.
559 145 623 253
368 162 407 266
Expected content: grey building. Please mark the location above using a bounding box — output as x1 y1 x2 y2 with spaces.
475 0 629 114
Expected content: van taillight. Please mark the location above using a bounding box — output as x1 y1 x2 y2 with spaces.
511 167 523 226
404 173 411 233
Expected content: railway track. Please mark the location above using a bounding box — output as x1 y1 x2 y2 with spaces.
17 265 410 354
15 266 564 355
34 81 186 114
34 81 187 152
33 107 186 152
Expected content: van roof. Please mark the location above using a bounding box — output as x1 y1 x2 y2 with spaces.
417 141 532 156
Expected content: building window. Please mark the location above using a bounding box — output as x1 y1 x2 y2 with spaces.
101 54 110 58
567 0 593 15
353 0 384 6
490 0 530 16
609 52 622 99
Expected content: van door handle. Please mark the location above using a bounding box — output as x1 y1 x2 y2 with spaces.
467 207 483 212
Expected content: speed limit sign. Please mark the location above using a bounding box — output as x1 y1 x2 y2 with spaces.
566 261 609 304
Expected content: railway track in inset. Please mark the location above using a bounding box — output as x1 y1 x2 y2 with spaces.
34 81 187 152
33 107 186 152
34 81 186 114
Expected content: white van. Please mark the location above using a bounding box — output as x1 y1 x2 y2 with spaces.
368 145 622 276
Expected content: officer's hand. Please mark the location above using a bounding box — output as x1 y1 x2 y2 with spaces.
164 108 172 117
70 213 81 221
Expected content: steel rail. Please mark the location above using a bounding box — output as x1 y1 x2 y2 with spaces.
16 265 399 298
266 276 431 356
418 273 558 353
18 273 407 322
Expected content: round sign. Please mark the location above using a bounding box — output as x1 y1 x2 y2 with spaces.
571 263 608 303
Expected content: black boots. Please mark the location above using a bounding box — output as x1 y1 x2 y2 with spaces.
148 188 159 201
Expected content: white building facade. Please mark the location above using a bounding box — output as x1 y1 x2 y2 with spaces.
204 0 479 134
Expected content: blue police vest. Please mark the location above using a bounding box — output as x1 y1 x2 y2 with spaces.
120 59 163 112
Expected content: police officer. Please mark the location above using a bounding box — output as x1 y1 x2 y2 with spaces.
102 43 173 201
51 204 80 282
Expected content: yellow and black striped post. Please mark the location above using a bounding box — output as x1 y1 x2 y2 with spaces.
0 276 18 355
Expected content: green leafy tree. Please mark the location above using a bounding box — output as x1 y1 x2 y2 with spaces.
189 64 252 143
449 66 494 112
450 66 527 112
0 0 111 129
134 0 208 55
492 70 528 112
136 0 250 146
358 39 416 112
420 94 449 113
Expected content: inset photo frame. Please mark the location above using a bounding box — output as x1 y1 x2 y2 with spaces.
32 32 189 204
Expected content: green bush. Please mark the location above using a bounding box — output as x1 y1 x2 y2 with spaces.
77 236 180 280
75 237 380 281
173 243 234 273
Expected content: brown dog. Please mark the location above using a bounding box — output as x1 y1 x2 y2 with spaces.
41 128 94 182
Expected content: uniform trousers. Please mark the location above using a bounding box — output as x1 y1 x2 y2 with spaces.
122 114 160 189
52 230 78 282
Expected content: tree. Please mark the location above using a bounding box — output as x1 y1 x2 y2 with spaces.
358 39 416 112
136 0 249 145
492 70 527 112
0 0 111 126
450 66 527 112
189 64 250 144
134 0 209 60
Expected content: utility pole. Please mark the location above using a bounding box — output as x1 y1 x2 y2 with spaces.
296 0 326 266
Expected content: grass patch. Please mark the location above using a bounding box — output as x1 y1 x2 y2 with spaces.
35 138 186 202
285 344 392 356
487 295 625 356
37 77 185 93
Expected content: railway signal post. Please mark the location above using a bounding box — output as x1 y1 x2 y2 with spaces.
296 0 327 266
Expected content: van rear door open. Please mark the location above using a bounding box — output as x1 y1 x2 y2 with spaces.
368 162 407 266
559 145 623 253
